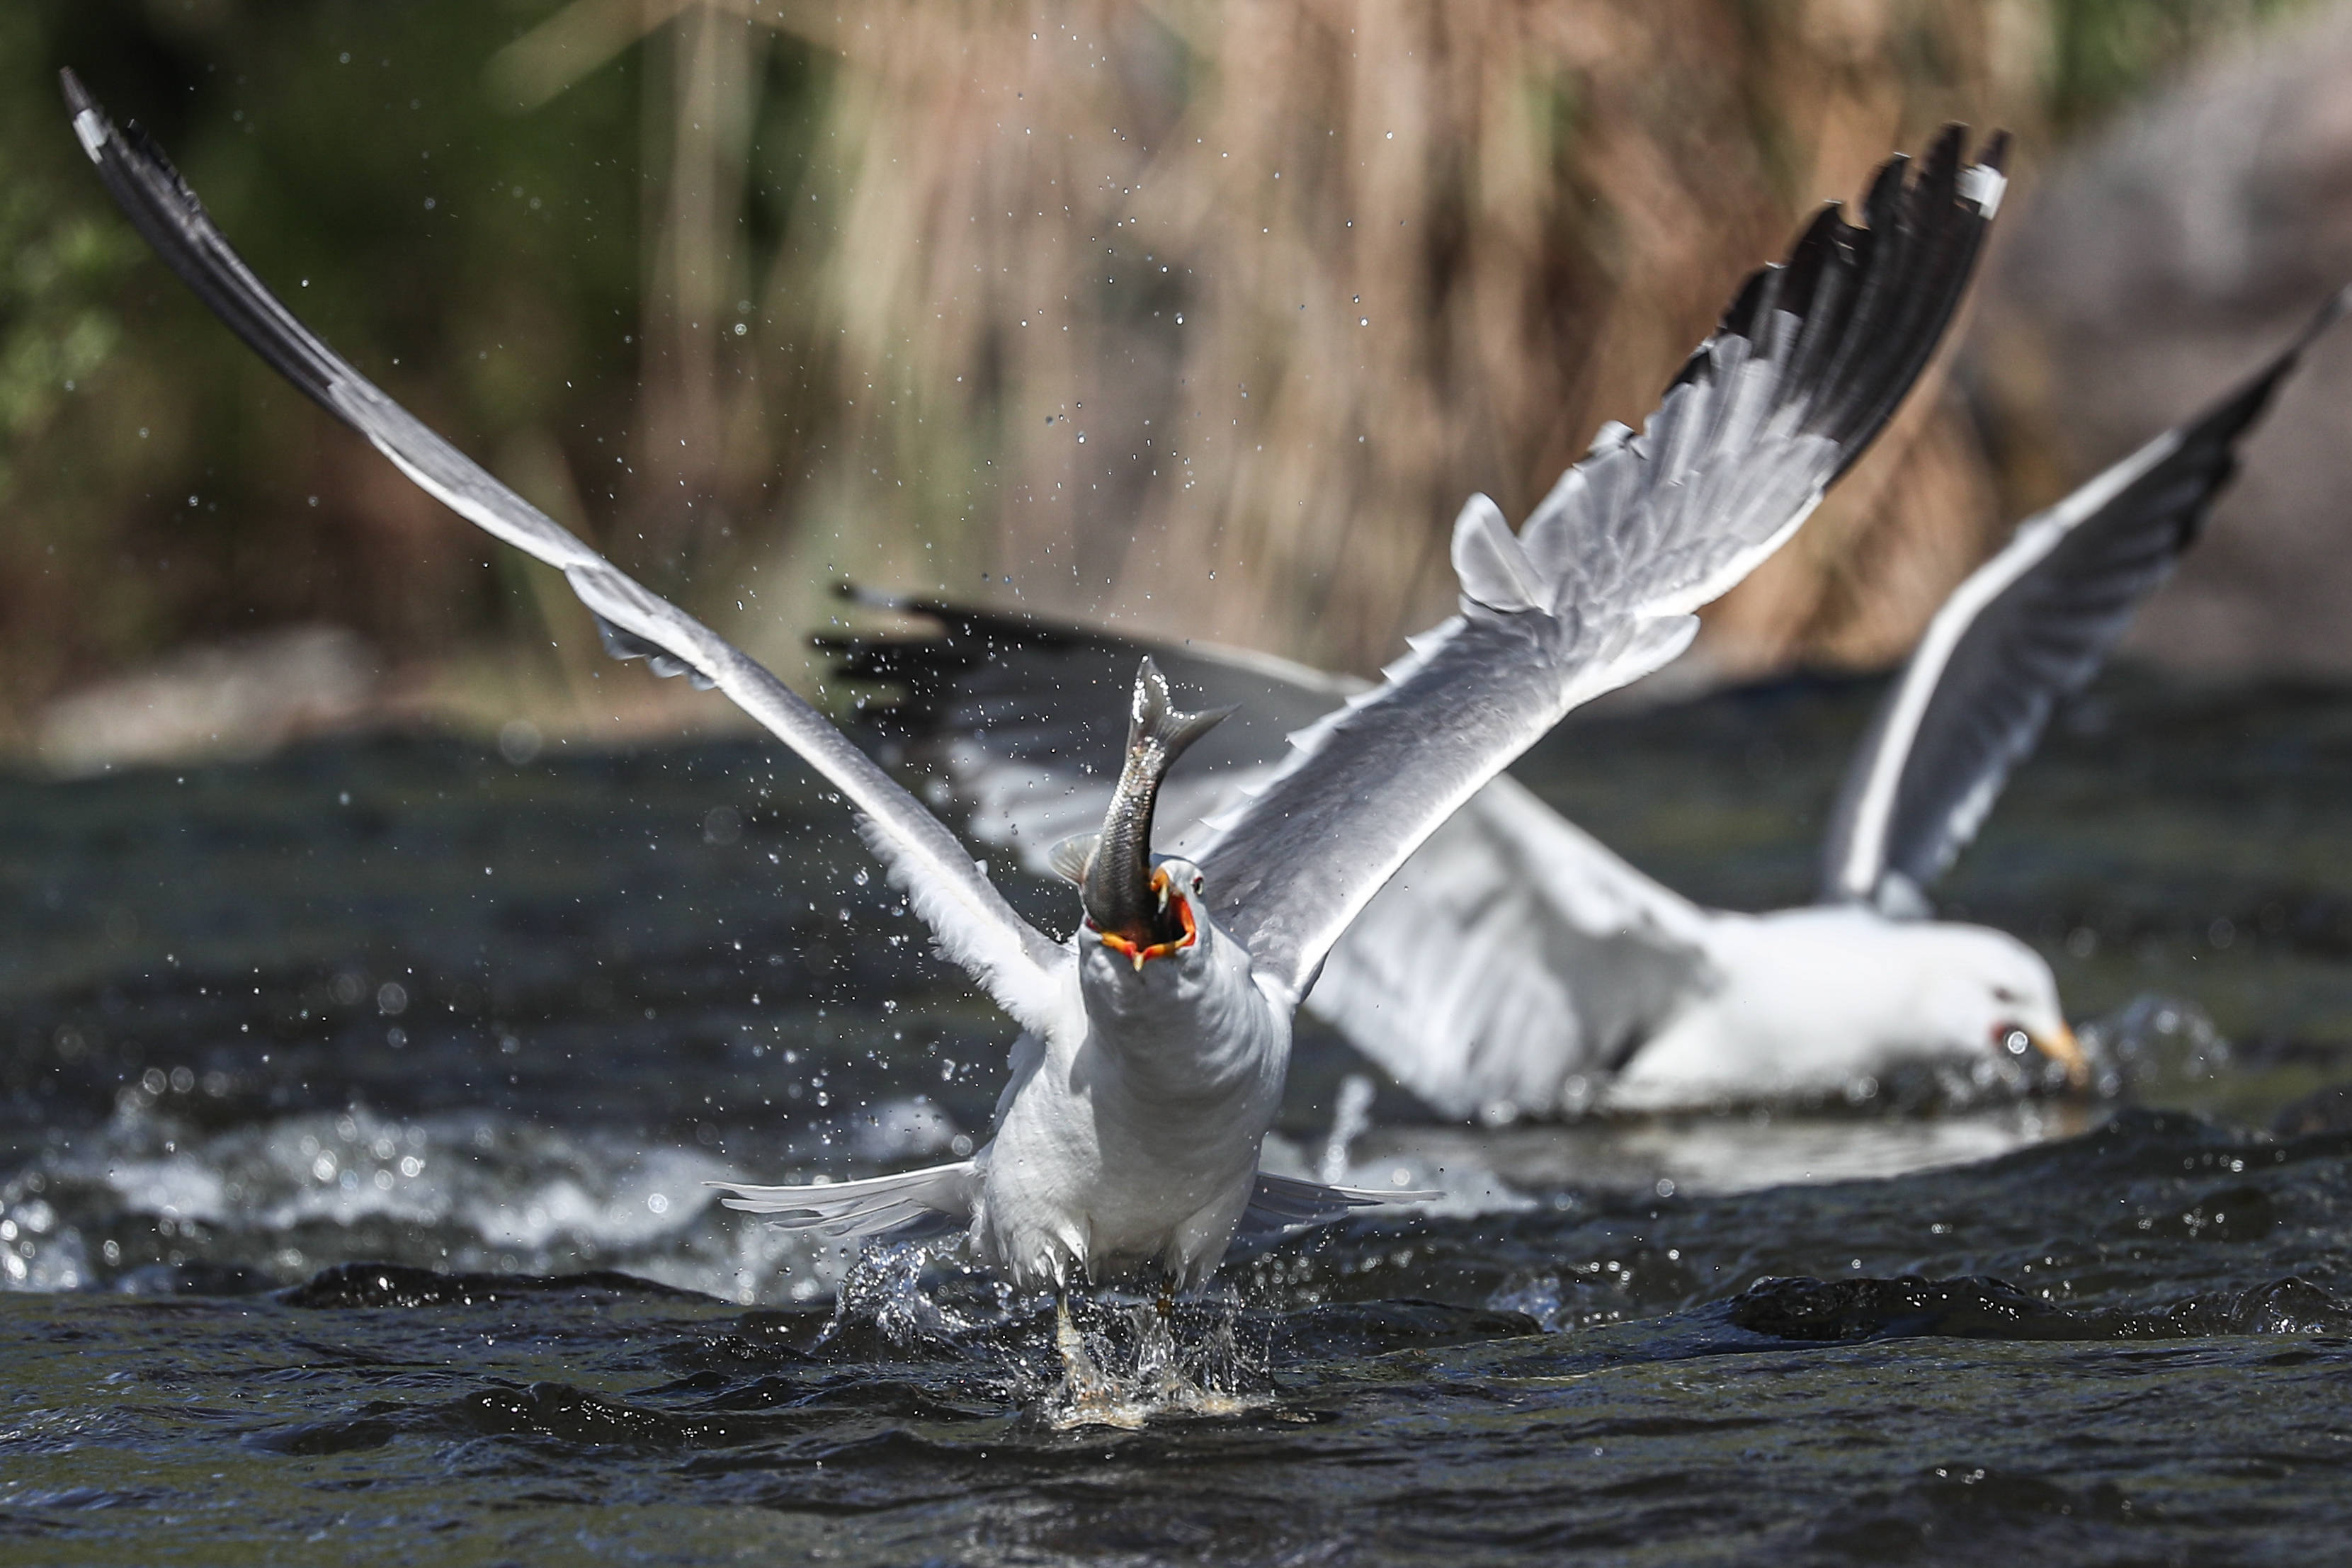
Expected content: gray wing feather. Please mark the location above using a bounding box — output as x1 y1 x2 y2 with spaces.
829 589 1358 775
829 591 1359 871
65 72 1067 1033
1232 1171 1438 1245
712 1160 978 1243
1819 283 2351 911
1202 128 2009 999
1305 776 1716 1119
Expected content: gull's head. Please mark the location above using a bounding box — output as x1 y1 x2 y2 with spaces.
1093 856 1208 972
1930 927 2085 1088
1066 658 1232 969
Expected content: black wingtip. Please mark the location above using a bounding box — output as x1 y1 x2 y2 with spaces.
1922 123 1968 179
1815 127 2006 469
1777 203 1851 315
829 579 1024 627
2238 277 2346 394
2300 279 2352 346
2176 278 2352 460
811 584 1019 661
1863 149 1911 232
1716 251 1778 341
1666 127 2003 460
60 68 111 167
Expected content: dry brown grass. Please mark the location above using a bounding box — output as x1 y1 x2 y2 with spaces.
17 1 2300 762
671 0 2055 676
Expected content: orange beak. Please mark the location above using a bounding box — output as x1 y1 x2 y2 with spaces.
1096 868 1198 971
2032 1023 2089 1089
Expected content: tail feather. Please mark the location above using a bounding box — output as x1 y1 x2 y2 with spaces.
1234 1170 1441 1244
710 1159 978 1242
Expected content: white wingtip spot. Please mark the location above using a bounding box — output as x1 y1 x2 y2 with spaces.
72 108 107 164
1960 163 2006 220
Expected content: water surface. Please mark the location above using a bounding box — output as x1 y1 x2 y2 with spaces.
5 669 2351 1562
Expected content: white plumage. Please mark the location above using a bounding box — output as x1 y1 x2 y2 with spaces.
67 73 2001 1296
853 287 2347 1120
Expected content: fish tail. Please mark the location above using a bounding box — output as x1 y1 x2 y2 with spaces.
1129 656 1235 764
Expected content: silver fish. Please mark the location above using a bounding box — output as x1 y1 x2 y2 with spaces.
1061 658 1231 950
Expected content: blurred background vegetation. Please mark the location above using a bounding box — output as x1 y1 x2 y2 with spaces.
0 0 2321 761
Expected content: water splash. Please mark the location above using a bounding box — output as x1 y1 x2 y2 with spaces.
2081 993 2229 1098
1318 1072 1377 1183
1041 1286 1272 1431
0 1102 936 1302
819 1240 1016 1350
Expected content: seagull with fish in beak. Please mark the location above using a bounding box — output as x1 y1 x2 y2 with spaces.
60 68 2004 1389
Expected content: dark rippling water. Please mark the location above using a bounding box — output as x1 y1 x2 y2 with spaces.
6 669 2352 1564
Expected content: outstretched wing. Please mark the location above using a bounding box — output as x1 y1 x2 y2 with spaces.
1197 127 2009 1000
1818 283 2350 914
833 600 1715 1116
63 71 1069 1034
829 589 1355 867
1307 776 1716 1119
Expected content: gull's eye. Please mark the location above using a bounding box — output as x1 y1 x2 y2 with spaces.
1191 874 1204 895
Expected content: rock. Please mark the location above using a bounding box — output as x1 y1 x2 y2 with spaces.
1727 1273 2086 1342
2271 1080 2352 1136
38 625 377 775
1972 1 2352 678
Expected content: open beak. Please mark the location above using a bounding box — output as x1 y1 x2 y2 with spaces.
1097 867 1198 971
2033 1023 2089 1089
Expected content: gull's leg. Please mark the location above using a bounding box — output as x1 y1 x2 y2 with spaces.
1053 1290 1087 1383
1048 1286 1147 1428
1139 1278 1183 1393
1054 1290 1110 1401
